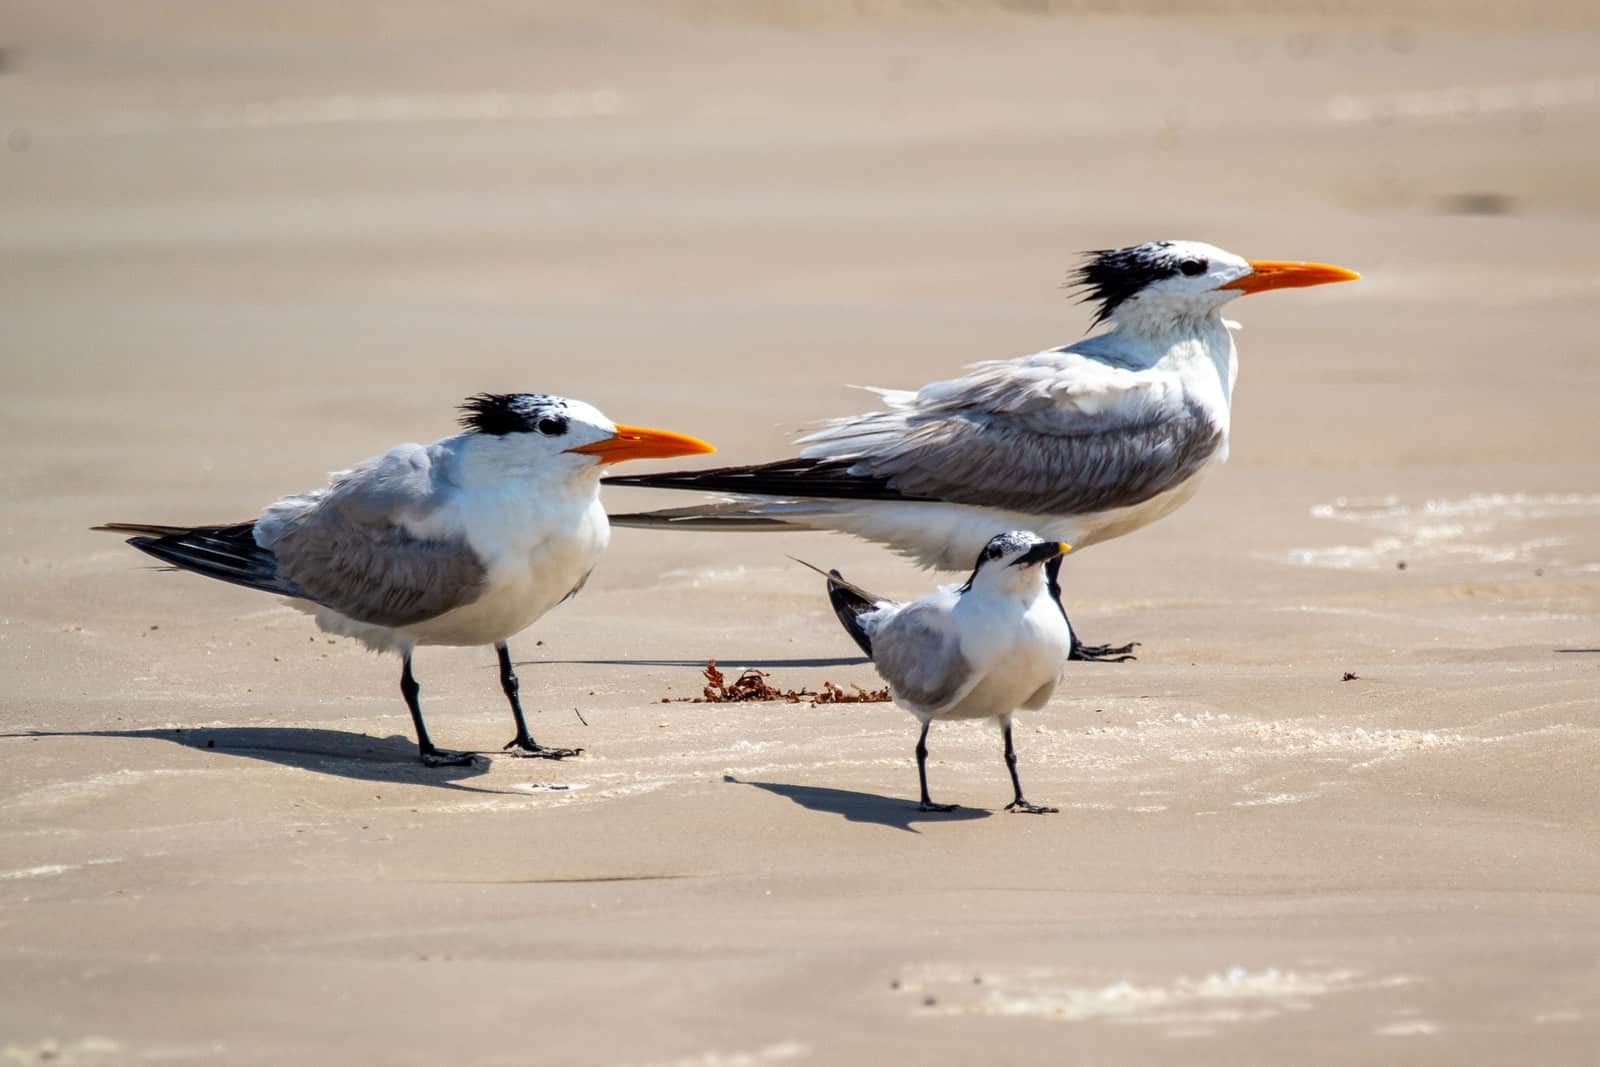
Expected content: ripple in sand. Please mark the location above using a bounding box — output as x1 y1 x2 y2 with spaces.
897 963 1417 1034
1284 492 1600 571
630 1042 810 1067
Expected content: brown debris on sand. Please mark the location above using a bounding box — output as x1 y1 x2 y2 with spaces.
659 661 889 706
811 679 891 704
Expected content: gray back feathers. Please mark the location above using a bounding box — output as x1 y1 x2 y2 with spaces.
256 443 487 628
800 355 1225 517
869 598 976 713
102 442 491 629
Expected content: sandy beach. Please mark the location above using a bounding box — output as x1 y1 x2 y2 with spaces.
3 2 1598 1063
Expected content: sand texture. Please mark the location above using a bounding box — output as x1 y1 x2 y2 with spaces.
2 3 1598 1063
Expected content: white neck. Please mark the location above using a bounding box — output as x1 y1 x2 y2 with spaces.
1099 302 1239 409
451 434 602 495
970 564 1052 601
1109 292 1229 342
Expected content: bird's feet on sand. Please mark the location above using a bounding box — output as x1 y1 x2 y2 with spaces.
1005 799 1059 815
420 747 481 768
1069 639 1139 663
918 801 959 813
503 739 583 760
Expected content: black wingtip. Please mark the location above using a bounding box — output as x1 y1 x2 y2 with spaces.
825 568 876 658
109 522 311 602
604 457 906 502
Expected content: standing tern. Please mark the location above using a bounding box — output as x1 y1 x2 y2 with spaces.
607 241 1358 660
810 531 1073 813
96 393 715 767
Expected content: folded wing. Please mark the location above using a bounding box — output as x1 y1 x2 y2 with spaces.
102 443 489 630
609 348 1224 518
258 444 488 628
870 598 980 714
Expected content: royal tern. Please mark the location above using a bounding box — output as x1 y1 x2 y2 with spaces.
607 241 1358 660
809 531 1073 813
96 393 715 767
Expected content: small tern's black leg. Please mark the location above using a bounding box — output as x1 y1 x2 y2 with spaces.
497 643 582 760
1046 555 1138 663
1002 720 1057 815
915 721 957 813
400 653 477 767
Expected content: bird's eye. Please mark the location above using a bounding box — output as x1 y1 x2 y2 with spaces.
536 416 568 436
1179 258 1208 277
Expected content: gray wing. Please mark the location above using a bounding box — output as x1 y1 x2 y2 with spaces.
870 599 979 714
798 349 1225 517
255 443 487 628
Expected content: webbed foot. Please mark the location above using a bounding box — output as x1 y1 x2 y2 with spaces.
503 739 583 760
420 747 480 768
1069 639 1139 663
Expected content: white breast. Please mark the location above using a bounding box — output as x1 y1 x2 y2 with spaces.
399 492 610 649
933 594 1071 721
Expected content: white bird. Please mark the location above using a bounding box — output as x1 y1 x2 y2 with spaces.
809 531 1074 813
607 241 1359 660
96 393 715 767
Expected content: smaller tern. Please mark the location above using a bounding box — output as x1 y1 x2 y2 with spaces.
96 394 715 766
807 531 1073 814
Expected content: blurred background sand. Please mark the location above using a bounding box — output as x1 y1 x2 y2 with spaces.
2 2 1598 1063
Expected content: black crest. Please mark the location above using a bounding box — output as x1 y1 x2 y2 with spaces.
1070 242 1186 326
458 393 567 436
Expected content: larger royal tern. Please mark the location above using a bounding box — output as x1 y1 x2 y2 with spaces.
96 394 715 766
607 241 1358 659
811 531 1074 813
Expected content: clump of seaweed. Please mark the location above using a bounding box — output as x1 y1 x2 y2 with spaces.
660 661 889 706
812 679 890 704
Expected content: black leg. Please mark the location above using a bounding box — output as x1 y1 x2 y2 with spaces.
1046 555 1138 663
400 653 477 767
915 720 957 812
497 643 582 760
1002 720 1057 815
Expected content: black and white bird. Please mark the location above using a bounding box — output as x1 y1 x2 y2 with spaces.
96 394 715 766
812 531 1073 814
607 241 1359 660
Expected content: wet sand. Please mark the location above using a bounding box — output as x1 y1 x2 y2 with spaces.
2 3 1598 1063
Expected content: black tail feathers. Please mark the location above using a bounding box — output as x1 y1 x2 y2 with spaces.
94 521 308 601
825 569 876 658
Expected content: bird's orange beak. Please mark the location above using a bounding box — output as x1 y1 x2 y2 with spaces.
567 424 716 465
1221 260 1361 295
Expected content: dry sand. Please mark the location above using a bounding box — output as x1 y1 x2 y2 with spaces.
2 2 1599 1063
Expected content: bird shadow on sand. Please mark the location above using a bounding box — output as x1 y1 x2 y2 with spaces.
520 656 869 670
2 727 523 793
726 775 989 833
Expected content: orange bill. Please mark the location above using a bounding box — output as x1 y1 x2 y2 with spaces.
1220 260 1361 295
567 424 716 464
